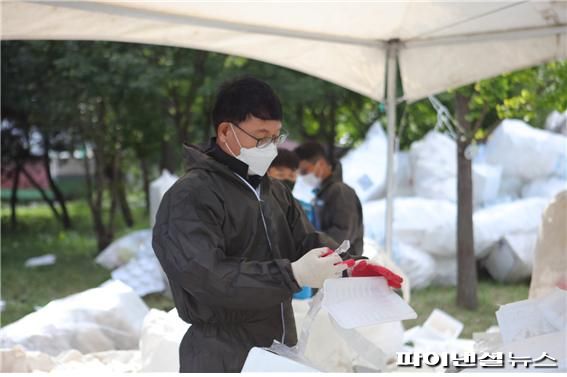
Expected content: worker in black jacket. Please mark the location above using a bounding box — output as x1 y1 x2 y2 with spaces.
294 141 365 255
152 77 354 372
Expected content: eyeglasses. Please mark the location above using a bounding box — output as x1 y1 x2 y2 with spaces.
230 122 288 149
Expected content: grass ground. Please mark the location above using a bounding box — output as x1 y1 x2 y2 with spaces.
1 200 529 339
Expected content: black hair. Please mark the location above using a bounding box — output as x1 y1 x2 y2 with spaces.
212 76 283 133
270 148 299 170
294 141 330 164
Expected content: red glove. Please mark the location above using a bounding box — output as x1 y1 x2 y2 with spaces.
321 248 355 267
351 260 403 289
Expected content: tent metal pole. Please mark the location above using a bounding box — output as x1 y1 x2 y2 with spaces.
384 41 398 258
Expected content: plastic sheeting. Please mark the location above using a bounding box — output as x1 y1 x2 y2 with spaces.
341 122 388 203
485 119 567 181
0 280 149 356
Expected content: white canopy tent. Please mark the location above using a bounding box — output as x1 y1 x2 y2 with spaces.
2 1 566 254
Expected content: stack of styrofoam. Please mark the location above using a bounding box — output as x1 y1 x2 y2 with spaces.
0 281 149 356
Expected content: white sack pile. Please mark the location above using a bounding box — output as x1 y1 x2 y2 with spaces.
94 170 178 297
341 122 388 202
0 346 141 373
359 118 566 288
0 281 148 356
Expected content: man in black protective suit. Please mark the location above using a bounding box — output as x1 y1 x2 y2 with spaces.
295 141 364 255
152 77 361 372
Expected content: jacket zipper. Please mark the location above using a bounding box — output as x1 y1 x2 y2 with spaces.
234 174 286 345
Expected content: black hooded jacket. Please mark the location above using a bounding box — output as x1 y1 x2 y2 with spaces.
152 142 340 372
313 162 365 255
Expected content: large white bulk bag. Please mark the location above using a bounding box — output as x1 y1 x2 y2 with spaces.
473 198 548 256
483 232 537 283
341 122 388 203
521 176 567 199
95 229 152 270
485 119 567 180
149 170 179 228
363 198 456 251
431 256 458 286
410 131 457 202
0 281 149 356
423 198 548 258
408 131 501 207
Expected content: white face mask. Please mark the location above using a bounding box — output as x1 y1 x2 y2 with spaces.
225 124 278 176
300 172 321 189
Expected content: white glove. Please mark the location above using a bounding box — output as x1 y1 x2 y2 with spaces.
291 247 347 288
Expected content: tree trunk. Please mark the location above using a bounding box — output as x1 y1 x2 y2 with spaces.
140 158 150 214
42 133 72 229
160 138 177 173
117 166 134 227
327 98 337 160
455 92 478 310
21 165 62 222
296 105 308 140
83 142 112 252
10 163 22 228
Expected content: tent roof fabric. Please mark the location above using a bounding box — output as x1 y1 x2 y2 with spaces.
2 1 566 100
